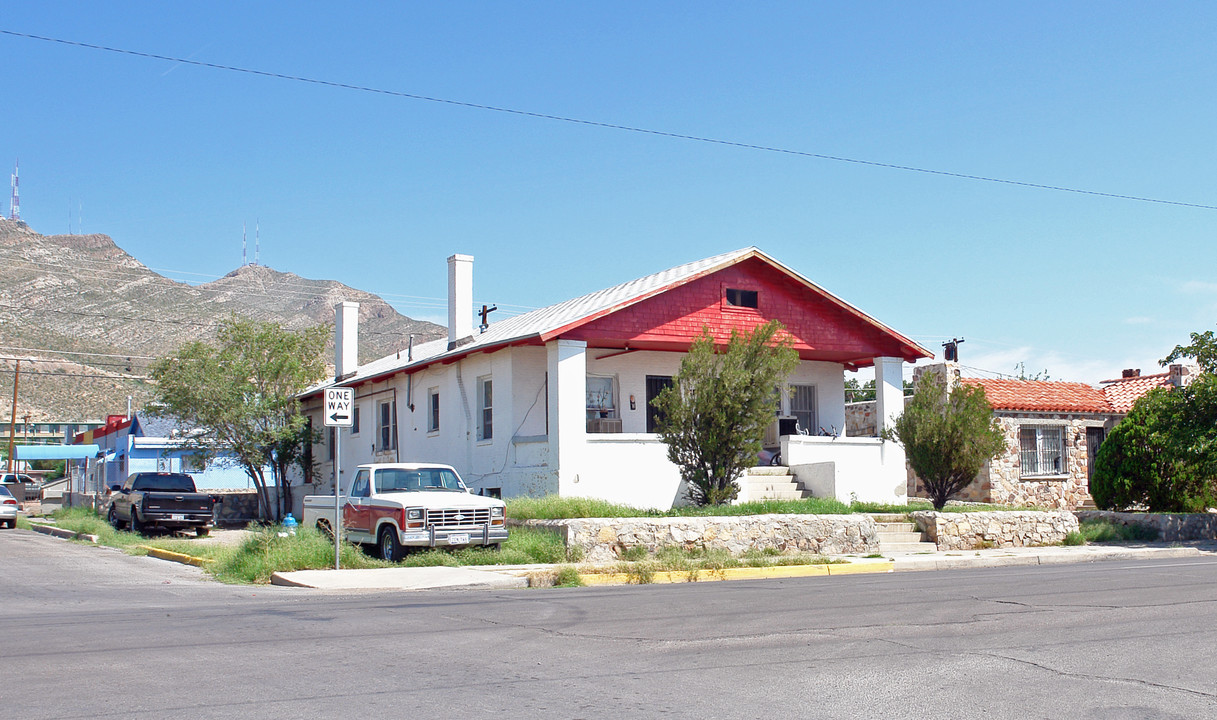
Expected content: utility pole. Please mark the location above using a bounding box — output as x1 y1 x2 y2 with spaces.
6 359 20 473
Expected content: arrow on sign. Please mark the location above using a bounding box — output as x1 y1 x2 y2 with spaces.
329 412 349 424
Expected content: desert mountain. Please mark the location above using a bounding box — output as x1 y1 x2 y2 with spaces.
0 217 444 422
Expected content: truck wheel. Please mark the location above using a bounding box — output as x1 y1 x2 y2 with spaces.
107 506 123 530
129 509 143 535
378 526 403 563
316 519 333 540
195 527 210 538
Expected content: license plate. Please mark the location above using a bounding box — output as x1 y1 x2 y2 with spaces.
448 533 470 545
170 514 186 521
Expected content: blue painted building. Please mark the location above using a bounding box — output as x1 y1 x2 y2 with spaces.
74 413 261 491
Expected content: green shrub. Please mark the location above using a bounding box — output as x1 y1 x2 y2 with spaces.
1062 531 1086 546
1079 519 1159 543
553 566 585 587
1092 375 1217 513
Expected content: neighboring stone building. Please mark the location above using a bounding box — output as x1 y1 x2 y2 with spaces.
917 363 1197 509
848 362 1198 510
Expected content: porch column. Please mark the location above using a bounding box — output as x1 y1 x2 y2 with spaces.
875 356 909 503
874 357 905 437
547 339 587 496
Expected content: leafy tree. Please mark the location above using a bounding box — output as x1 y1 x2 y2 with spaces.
653 321 799 506
845 378 914 402
1162 328 1217 374
1092 374 1217 512
150 318 328 520
884 374 1006 510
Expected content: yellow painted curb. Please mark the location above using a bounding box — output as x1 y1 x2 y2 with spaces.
577 561 892 586
140 546 213 567
826 560 895 575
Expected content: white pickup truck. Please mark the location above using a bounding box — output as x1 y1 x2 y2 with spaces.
302 463 508 561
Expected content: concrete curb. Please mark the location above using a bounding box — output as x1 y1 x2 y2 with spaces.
271 566 529 590
29 522 97 544
140 546 213 567
576 560 895 586
892 545 1203 572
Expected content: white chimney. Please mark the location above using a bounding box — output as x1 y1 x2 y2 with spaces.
447 253 474 349
335 301 359 379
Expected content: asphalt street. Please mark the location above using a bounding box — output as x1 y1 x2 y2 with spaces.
3 527 1216 719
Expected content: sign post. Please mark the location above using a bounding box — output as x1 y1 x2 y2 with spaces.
324 387 354 570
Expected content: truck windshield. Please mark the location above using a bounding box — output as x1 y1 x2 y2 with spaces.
375 468 465 493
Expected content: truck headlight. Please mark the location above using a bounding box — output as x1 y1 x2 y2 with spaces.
406 508 423 521
491 507 505 518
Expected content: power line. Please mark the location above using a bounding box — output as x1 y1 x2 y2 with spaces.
3 28 1215 212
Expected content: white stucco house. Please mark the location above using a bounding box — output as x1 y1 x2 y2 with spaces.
301 248 931 510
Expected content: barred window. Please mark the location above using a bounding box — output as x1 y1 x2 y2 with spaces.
1020 425 1064 477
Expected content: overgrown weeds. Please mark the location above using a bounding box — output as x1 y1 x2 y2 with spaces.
507 494 1045 520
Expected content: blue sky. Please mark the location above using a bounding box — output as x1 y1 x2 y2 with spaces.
3 2 1214 383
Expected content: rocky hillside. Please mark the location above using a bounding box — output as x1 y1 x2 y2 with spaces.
0 218 444 422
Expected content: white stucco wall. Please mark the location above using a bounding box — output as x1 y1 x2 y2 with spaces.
574 434 684 509
783 435 908 504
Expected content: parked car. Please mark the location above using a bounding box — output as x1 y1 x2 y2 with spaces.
1 473 40 502
107 472 216 537
0 485 18 528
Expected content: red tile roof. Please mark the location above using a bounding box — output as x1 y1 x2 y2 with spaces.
961 378 1113 413
959 374 1172 414
1100 372 1172 413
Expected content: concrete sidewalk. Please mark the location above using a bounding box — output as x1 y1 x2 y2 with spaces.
269 542 1216 591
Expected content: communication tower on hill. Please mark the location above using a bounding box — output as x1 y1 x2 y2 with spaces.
8 160 18 222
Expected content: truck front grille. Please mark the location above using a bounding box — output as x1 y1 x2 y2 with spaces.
426 508 491 529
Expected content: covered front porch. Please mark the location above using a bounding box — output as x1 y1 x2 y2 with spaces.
545 336 910 510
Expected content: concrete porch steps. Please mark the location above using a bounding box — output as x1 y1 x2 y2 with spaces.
874 520 938 555
742 467 810 501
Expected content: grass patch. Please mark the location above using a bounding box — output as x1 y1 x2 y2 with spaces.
1063 531 1086 546
553 566 585 588
210 526 386 584
595 544 842 583
1078 518 1160 543
31 508 576 583
509 494 1050 521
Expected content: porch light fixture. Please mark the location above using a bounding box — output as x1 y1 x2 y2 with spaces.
629 395 636 410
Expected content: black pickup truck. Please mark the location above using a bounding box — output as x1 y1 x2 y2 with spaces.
107 472 216 537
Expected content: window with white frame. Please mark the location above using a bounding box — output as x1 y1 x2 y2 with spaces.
477 377 493 441
1020 425 1065 477
427 388 440 433
379 399 398 451
351 405 361 436
586 375 618 421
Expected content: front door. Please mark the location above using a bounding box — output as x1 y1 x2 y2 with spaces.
645 376 674 433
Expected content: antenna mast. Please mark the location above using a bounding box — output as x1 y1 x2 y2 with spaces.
9 160 19 222
255 218 260 265
242 222 248 266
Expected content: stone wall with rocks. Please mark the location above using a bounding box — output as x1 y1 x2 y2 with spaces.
912 510 1080 550
523 515 881 564
845 402 877 437
1077 510 1217 542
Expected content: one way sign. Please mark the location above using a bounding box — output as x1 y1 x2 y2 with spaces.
324 387 354 428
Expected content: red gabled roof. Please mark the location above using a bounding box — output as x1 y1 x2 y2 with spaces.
1100 372 1172 413
961 378 1113 413
303 247 931 398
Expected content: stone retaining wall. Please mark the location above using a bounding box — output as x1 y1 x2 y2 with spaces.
522 515 880 564
1076 510 1217 542
912 510 1079 551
